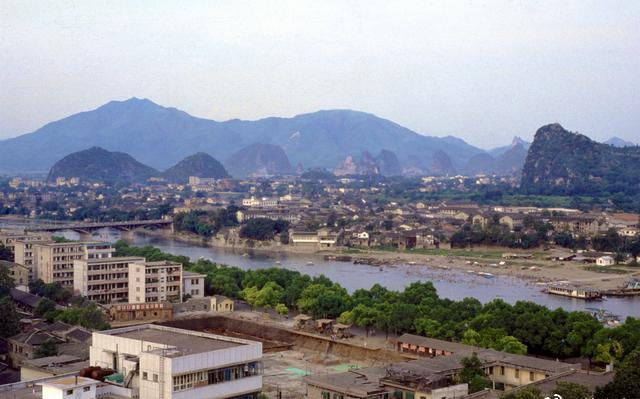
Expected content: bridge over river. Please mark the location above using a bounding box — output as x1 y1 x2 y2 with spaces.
25 218 173 239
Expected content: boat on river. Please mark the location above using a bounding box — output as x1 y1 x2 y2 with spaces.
547 284 602 300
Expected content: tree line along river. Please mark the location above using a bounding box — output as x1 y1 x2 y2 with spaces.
1 220 638 319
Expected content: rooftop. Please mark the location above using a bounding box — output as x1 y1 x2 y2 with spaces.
107 325 246 355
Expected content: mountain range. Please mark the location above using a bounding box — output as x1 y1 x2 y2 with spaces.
0 98 518 176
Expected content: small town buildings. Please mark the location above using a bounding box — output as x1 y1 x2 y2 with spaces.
7 321 91 367
128 260 183 303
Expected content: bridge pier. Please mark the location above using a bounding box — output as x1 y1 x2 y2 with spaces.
120 229 135 240
78 231 94 241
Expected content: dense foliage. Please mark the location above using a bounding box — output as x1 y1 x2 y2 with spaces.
174 206 240 237
115 241 640 364
239 217 289 241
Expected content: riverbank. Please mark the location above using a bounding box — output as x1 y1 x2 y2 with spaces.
147 230 639 291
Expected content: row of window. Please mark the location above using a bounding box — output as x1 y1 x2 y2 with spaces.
171 362 262 392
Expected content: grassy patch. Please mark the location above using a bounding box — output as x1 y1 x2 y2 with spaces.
583 265 631 274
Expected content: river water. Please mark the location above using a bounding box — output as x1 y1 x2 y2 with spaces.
2 221 638 319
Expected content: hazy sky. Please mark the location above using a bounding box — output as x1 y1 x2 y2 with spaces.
1 0 639 148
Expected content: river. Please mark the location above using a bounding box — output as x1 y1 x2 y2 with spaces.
2 221 639 319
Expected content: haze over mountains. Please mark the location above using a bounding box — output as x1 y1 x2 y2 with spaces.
1 98 635 178
0 98 524 176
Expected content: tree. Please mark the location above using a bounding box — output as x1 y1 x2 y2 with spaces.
0 297 21 337
34 298 57 317
459 353 490 393
275 303 288 317
35 339 59 358
0 244 14 261
501 386 542 399
553 381 592 399
0 264 15 297
297 284 350 318
497 335 527 355
55 303 110 330
595 348 640 399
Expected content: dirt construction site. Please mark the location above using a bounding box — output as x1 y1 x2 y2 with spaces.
158 312 411 398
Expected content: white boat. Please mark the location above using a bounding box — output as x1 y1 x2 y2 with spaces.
306 261 314 266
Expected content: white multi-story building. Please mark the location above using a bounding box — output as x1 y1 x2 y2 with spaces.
90 324 263 399
34 241 114 287
128 260 183 303
74 256 145 303
182 271 205 298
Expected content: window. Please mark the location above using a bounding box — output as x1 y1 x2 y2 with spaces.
66 390 73 395
142 372 148 380
153 374 159 382
515 369 519 378
500 366 505 375
83 387 91 392
529 371 534 381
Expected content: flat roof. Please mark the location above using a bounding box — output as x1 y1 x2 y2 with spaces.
112 327 244 355
40 376 98 388
81 256 145 264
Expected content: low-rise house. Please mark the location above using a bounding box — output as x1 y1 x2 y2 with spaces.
499 214 525 230
20 354 87 381
596 255 615 266
7 322 91 367
108 302 173 323
211 295 234 312
1 260 29 289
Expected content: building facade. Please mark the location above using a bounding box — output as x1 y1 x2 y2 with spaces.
90 324 263 399
34 242 114 288
73 256 145 303
128 260 183 303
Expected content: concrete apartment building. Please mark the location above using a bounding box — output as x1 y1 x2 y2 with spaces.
182 271 205 298
13 238 54 280
128 260 183 303
90 324 263 399
0 229 51 252
34 241 114 288
74 256 145 303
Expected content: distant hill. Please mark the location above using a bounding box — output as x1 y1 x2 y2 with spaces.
604 137 637 148
163 152 229 182
334 151 381 176
489 136 531 157
225 143 293 177
430 150 456 176
0 98 485 173
375 150 403 176
495 143 528 175
47 147 157 183
521 124 640 195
